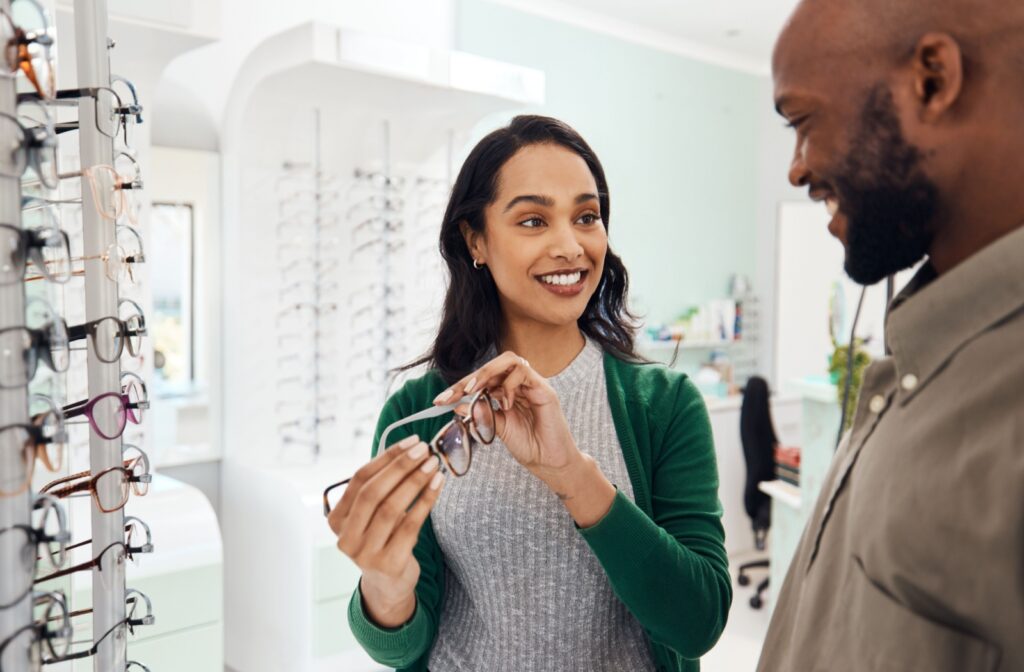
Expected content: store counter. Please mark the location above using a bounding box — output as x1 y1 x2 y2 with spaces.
222 455 381 672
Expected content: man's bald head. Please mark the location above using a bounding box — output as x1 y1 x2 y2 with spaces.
776 0 1024 72
772 0 1024 282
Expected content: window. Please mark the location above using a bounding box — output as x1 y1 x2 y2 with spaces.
149 202 194 392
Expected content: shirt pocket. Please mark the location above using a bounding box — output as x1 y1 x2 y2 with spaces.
840 555 1000 672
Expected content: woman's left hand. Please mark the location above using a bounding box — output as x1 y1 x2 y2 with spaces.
433 351 582 484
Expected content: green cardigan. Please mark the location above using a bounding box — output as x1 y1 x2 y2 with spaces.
347 352 732 672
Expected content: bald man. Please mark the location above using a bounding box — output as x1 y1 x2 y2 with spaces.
761 0 1024 670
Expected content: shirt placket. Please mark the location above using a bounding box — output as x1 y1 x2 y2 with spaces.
805 359 897 571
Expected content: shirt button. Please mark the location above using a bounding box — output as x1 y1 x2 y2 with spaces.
869 395 886 413
901 373 919 391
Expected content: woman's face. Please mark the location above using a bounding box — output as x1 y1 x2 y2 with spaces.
467 142 608 330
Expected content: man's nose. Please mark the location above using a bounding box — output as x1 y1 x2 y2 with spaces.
788 144 811 188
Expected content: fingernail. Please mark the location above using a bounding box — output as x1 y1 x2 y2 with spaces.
464 377 477 394
433 389 454 404
504 398 512 411
420 457 439 473
399 435 419 449
430 472 445 490
408 442 428 459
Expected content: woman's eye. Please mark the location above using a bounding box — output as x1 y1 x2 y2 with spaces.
518 217 545 228
577 213 601 225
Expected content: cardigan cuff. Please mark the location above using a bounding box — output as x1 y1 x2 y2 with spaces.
348 583 428 662
577 488 663 562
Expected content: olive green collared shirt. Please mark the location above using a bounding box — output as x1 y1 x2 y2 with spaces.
759 225 1024 672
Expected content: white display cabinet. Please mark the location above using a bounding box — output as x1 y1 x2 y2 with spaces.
218 21 544 672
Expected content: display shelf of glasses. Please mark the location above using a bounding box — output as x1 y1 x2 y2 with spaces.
0 0 168 669
221 22 543 671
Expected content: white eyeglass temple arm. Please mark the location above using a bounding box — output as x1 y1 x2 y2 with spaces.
376 395 475 455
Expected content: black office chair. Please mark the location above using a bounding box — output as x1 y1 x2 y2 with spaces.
737 376 778 609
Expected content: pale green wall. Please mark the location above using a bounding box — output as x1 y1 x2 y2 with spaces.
455 1 762 325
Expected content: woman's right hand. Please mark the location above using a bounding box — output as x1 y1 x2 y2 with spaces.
326 434 445 628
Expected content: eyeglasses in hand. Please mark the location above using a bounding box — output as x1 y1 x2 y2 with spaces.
323 390 497 515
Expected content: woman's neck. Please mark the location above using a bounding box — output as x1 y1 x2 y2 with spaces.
498 321 586 378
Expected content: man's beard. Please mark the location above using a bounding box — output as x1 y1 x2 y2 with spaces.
833 86 939 285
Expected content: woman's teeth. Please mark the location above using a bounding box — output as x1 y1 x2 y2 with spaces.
826 197 840 217
539 271 582 286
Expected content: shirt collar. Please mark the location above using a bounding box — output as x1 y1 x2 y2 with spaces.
885 225 1024 402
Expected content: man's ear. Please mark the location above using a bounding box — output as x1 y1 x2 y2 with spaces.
911 32 964 122
459 220 485 264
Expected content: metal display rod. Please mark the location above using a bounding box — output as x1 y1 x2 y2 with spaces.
73 0 127 669
0 3 33 669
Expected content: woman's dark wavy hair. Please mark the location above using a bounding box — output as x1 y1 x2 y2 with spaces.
400 115 646 384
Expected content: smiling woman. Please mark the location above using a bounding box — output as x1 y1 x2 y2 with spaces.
402 114 644 384
325 115 731 672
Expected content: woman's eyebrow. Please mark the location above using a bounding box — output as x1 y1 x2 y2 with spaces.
503 192 599 212
504 194 554 212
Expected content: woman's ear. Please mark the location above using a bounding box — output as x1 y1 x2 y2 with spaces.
459 220 486 265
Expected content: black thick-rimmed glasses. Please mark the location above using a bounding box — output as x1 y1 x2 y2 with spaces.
322 390 497 516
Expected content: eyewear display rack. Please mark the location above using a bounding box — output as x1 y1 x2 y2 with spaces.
1 0 153 670
221 21 545 672
0 6 34 672
76 0 128 669
275 108 338 461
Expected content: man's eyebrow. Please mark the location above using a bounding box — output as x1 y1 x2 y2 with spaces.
504 194 555 212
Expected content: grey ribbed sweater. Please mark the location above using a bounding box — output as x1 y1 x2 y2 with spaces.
426 339 656 671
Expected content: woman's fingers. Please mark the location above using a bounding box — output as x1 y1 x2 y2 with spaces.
357 455 442 558
336 441 433 557
498 366 530 411
386 469 446 560
332 434 419 521
433 351 522 405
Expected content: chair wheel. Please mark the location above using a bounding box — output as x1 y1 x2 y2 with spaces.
738 574 750 586
750 595 763 609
